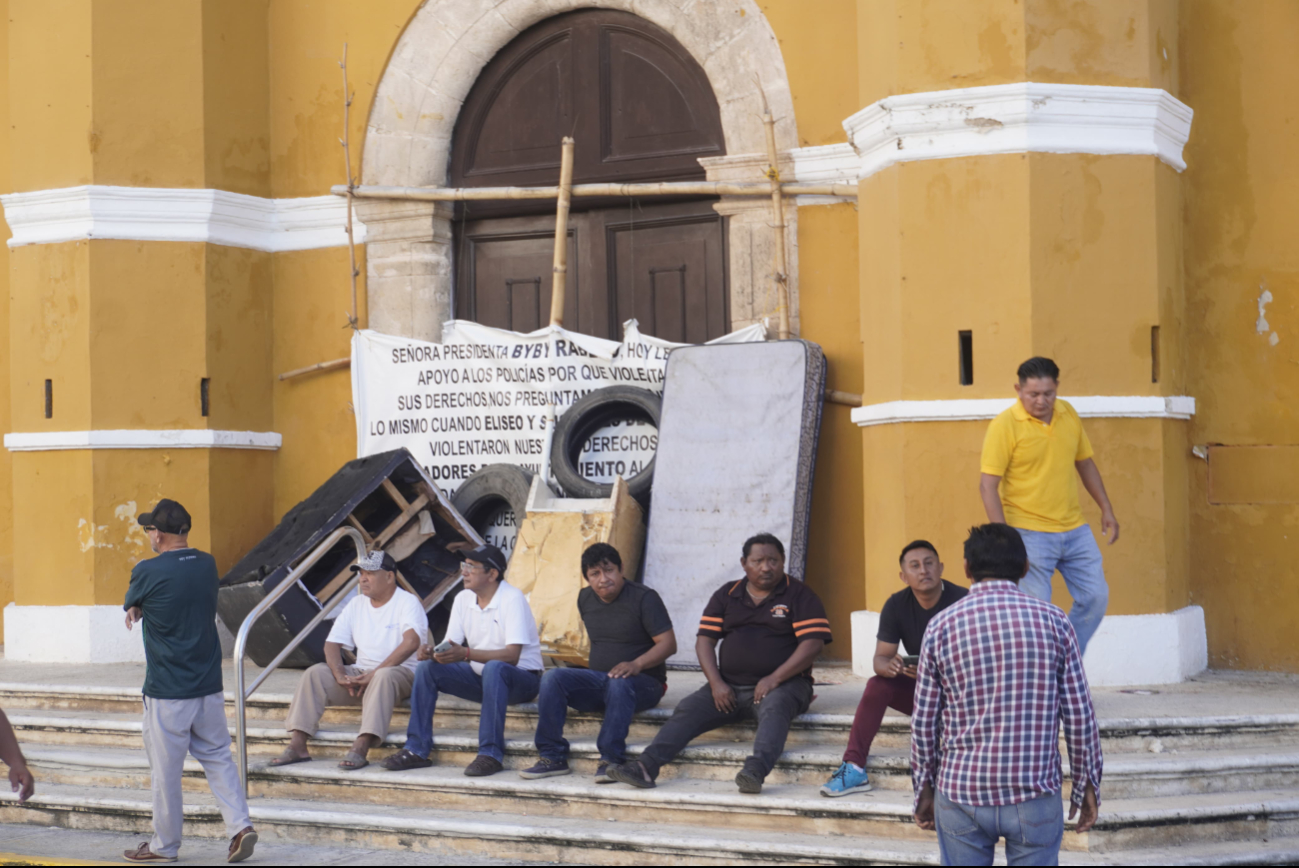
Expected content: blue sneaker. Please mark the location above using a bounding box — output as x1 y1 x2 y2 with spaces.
819 761 872 797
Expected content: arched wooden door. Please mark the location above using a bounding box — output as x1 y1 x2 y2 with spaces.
450 9 729 342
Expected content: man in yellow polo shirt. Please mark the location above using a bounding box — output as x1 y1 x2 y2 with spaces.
978 357 1120 655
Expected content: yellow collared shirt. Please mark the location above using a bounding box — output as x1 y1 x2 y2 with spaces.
980 398 1094 533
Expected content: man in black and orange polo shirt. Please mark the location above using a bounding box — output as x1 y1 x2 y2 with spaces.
608 532 832 795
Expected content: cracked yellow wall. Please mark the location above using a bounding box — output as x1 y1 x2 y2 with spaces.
0 0 10 639
1182 0 1299 671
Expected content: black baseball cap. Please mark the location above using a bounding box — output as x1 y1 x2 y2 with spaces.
464 543 508 576
350 551 398 573
137 499 192 535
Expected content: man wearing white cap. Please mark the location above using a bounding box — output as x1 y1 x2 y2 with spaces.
272 550 428 771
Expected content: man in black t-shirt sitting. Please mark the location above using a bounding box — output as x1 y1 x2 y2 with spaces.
521 543 677 782
608 533 833 795
820 539 968 798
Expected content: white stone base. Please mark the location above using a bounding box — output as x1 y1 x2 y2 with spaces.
4 604 145 663
850 604 1208 688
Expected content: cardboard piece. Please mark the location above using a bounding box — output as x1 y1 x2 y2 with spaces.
508 475 646 666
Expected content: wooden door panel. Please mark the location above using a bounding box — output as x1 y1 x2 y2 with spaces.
609 208 726 344
451 10 722 192
461 33 574 180
460 229 579 334
602 28 721 165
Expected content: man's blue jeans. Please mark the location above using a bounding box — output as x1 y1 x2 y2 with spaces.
404 659 540 762
534 668 664 765
1016 525 1108 656
935 789 1064 866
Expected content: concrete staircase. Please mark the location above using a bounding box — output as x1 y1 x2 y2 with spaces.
3 681 1299 864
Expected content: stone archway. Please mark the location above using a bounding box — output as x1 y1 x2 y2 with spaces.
358 0 799 342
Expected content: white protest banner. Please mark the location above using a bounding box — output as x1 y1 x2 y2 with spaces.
351 320 764 553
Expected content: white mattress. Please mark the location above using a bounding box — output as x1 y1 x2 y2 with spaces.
642 340 826 667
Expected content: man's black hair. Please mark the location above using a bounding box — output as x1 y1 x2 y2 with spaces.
581 542 622 577
1017 356 1060 383
899 539 939 565
742 532 785 559
963 523 1029 581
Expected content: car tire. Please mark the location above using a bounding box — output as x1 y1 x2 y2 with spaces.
451 463 533 533
550 385 661 501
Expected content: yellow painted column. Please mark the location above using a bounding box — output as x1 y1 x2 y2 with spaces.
855 0 1190 627
6 0 274 625
0 0 14 641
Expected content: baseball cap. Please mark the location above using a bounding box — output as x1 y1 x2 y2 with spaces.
464 543 508 576
350 550 398 573
137 499 192 535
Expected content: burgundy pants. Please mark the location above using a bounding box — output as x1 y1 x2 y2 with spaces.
842 675 915 767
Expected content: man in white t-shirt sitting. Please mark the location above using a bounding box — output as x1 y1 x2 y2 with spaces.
382 544 543 777
271 551 427 771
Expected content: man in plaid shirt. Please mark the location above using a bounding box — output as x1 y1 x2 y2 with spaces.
911 523 1102 866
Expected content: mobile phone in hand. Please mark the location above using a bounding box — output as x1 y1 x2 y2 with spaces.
433 639 454 655
901 655 920 667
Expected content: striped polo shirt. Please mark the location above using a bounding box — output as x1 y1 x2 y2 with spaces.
697 575 832 685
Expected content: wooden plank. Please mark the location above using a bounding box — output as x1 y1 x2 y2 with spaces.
394 568 419 598
421 571 463 612
345 514 374 545
414 480 484 545
375 493 430 547
314 566 356 607
381 478 410 510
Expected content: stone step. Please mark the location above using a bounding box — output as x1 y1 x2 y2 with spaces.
0 781 944 866
18 742 1299 851
24 733 1299 803
4 778 1299 863
8 683 1299 756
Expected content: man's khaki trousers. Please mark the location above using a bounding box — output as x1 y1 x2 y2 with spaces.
284 663 414 740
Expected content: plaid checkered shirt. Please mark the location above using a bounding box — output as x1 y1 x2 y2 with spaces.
910 579 1103 811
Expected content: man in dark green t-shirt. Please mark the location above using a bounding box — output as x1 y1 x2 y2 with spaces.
521 542 676 782
120 499 257 865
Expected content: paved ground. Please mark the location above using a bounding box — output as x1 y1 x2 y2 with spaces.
2 651 1299 720
0 823 566 865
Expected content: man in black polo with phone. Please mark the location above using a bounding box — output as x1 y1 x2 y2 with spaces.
820 540 967 797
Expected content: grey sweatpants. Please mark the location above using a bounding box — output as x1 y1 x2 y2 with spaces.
142 692 251 858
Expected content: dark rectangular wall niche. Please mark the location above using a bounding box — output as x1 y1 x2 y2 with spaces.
959 331 974 386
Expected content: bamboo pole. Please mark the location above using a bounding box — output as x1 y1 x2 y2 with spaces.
339 44 361 329
279 357 351 381
548 137 576 327
331 181 857 201
824 389 863 407
759 88 791 340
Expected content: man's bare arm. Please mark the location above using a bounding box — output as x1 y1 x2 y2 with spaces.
980 473 1007 524
609 629 677 678
1076 458 1119 544
696 635 736 712
0 709 34 803
873 639 905 678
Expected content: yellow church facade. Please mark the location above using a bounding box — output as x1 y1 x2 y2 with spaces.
0 0 1292 678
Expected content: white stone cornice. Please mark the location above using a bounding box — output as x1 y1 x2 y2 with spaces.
789 142 859 184
843 82 1194 180
3 430 283 451
0 186 366 252
850 396 1196 427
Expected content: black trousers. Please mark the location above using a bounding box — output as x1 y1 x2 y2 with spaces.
639 677 813 779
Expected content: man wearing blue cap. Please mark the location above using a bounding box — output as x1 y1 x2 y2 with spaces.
383 544 543 777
